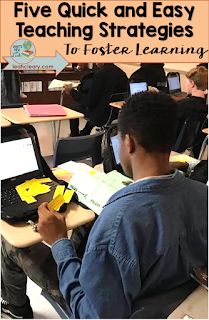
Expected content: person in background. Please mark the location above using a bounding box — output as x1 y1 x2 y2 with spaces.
175 66 208 156
65 63 128 136
129 63 167 91
1 92 207 319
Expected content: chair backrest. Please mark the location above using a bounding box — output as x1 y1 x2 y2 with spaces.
173 116 203 153
41 289 69 319
130 280 197 319
105 92 128 126
53 131 104 167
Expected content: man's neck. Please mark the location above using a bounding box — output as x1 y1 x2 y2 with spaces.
191 89 205 98
132 152 171 181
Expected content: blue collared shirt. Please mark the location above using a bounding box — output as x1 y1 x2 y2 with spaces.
51 170 207 318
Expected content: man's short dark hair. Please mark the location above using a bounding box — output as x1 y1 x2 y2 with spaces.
118 92 177 153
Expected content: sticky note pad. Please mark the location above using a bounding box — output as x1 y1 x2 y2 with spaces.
53 185 65 199
48 194 65 211
63 189 74 203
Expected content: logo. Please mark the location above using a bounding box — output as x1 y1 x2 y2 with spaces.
10 39 36 64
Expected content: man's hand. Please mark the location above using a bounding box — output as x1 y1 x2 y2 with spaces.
63 83 73 94
38 203 68 245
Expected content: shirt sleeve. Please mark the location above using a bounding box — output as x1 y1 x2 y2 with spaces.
51 238 138 318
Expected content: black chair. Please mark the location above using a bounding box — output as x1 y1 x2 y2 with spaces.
105 92 128 127
41 289 70 319
53 131 104 167
130 280 198 319
173 116 203 153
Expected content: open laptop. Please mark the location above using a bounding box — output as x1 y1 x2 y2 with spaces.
129 82 148 96
1 132 61 222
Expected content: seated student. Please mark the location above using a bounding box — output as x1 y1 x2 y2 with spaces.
65 63 128 136
129 63 167 91
175 66 208 155
1 93 207 319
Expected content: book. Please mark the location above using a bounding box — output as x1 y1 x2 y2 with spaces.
67 165 132 215
24 104 67 117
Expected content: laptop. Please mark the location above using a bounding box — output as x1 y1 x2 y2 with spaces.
129 82 148 96
167 73 181 95
1 132 61 222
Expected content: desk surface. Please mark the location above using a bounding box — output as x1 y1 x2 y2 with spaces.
110 94 187 109
1 107 84 124
168 286 208 319
1 170 95 248
1 115 11 127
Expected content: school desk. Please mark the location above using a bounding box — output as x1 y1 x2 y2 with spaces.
1 115 11 127
1 169 96 248
1 107 84 148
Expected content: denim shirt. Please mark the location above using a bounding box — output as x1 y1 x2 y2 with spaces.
51 170 207 318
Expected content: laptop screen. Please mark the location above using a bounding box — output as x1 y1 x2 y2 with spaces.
130 82 148 96
0 137 39 180
111 135 120 165
167 76 181 92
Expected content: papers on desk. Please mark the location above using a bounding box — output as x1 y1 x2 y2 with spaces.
65 163 132 215
48 79 80 91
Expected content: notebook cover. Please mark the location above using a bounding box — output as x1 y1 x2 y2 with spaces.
24 104 67 117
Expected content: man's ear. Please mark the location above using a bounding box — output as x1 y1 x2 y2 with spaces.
190 80 195 88
125 134 136 154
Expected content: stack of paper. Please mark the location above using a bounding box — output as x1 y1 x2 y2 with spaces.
48 79 80 91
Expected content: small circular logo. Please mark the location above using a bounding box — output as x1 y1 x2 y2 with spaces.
11 39 36 64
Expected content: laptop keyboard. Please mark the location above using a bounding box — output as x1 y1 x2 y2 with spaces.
1 181 60 208
1 187 22 207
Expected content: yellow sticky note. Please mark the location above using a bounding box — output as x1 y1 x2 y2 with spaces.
18 178 37 190
63 189 74 203
53 185 65 199
170 155 190 163
16 186 31 200
28 182 50 196
48 194 65 211
24 196 37 204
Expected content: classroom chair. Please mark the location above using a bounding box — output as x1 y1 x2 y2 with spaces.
41 280 198 319
173 116 204 154
41 289 69 318
130 280 198 319
105 92 128 127
53 131 104 167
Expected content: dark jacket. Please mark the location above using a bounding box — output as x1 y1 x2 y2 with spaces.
129 63 166 91
87 64 128 126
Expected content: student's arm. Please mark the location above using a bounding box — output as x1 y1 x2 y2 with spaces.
51 238 138 318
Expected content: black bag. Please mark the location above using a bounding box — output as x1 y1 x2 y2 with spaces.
1 70 21 107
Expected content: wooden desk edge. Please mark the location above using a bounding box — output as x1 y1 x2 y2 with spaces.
1 203 95 248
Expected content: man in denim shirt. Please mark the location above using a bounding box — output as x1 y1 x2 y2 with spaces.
1 93 207 319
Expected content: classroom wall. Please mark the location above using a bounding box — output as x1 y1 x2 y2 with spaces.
36 63 197 157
